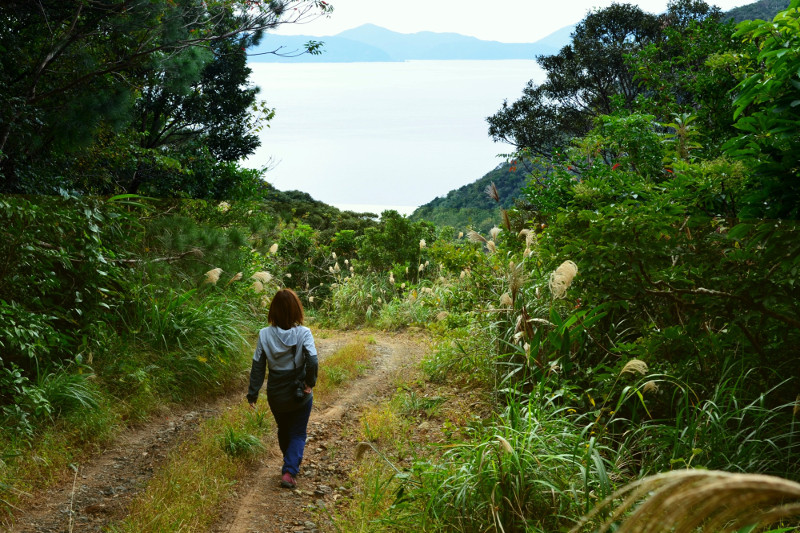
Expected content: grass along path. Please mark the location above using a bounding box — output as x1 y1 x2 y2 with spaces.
6 330 428 532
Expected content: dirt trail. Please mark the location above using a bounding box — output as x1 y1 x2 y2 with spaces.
6 330 427 533
211 331 426 533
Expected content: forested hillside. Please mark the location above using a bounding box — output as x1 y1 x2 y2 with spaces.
726 0 791 21
3 0 800 531
409 161 530 232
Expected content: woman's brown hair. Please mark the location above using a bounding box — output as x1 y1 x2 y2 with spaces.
267 288 305 330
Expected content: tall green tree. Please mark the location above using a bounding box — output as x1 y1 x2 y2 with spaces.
0 0 330 195
487 3 662 155
487 1 723 156
725 0 800 218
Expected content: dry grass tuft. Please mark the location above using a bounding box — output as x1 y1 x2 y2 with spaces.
250 280 264 294
203 267 223 285
225 272 242 287
250 271 272 284
571 470 800 533
485 182 500 203
467 230 487 244
355 441 374 461
509 261 527 302
499 293 513 308
519 228 536 248
642 380 659 394
549 260 578 299
620 359 648 376
496 436 514 454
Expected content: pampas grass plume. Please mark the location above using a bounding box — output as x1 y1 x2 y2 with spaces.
571 470 800 533
496 436 514 454
486 240 497 253
501 208 511 231
467 230 487 244
620 359 648 376
203 267 223 285
225 272 242 286
549 260 578 299
643 380 659 394
509 262 526 301
490 226 501 240
485 182 500 203
500 293 513 307
250 280 264 293
250 271 272 284
419 239 426 249
269 243 278 254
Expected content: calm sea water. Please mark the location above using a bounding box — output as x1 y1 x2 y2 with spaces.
245 60 545 213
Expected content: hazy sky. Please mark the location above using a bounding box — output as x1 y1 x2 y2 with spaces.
279 0 756 43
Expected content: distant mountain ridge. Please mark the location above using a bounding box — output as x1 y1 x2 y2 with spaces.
248 23 569 62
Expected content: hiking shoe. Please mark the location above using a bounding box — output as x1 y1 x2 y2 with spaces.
280 472 297 489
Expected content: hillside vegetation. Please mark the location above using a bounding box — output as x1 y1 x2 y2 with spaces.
726 0 791 21
409 161 531 232
3 0 800 531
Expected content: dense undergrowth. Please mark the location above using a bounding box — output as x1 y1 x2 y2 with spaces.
3 1 800 531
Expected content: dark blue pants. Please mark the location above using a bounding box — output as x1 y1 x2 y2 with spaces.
271 397 312 476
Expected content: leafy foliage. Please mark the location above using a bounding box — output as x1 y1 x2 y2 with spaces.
725 1 800 218
0 0 331 197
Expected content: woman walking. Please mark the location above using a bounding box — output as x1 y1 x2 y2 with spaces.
247 288 318 489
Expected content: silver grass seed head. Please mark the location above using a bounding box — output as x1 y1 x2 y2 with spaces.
549 260 578 299
643 380 660 394
467 230 487 244
496 436 513 454
500 293 513 307
251 280 264 293
620 359 648 376
203 267 223 285
485 182 500 203
225 272 243 286
250 271 272 284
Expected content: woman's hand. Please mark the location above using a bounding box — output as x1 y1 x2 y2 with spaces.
303 384 312 394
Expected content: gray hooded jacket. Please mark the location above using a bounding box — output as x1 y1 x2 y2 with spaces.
246 325 318 413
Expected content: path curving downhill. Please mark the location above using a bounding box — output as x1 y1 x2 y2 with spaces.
6 331 428 533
